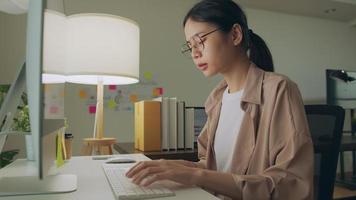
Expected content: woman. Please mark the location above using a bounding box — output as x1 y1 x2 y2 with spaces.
126 0 314 199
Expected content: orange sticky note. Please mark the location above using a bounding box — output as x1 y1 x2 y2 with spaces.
79 89 87 99
152 88 159 97
60 91 65 97
129 94 138 103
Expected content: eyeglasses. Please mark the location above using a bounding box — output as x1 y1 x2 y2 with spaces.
181 28 220 58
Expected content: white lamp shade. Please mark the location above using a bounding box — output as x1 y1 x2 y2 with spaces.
42 10 66 83
42 10 140 85
0 0 28 14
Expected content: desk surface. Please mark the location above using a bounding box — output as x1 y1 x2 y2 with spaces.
0 154 219 200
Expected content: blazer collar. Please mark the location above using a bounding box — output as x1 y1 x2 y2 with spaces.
204 63 264 114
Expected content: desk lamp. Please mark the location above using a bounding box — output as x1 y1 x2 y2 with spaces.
43 10 140 154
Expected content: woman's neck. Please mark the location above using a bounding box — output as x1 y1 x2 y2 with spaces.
221 55 250 94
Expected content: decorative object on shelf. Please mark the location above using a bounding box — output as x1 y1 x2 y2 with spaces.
0 149 19 168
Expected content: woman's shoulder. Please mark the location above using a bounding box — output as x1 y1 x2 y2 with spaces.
263 71 298 92
261 71 302 104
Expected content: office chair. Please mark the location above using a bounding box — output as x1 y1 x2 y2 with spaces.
305 105 345 200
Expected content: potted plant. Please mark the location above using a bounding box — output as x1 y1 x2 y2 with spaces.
0 85 30 167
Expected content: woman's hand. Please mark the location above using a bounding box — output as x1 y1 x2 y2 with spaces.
125 159 201 187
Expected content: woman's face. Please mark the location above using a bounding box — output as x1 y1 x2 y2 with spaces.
184 19 238 77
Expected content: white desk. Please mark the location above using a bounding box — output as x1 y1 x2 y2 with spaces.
0 154 219 200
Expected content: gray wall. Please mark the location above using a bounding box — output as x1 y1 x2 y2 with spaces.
0 12 26 84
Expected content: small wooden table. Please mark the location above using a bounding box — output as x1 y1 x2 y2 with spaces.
113 143 198 162
81 138 117 156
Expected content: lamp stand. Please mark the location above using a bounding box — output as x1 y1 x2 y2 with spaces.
95 80 104 139
81 80 116 156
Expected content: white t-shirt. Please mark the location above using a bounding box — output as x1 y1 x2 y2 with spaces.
214 87 245 172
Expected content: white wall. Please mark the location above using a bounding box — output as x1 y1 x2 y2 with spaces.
245 8 356 103
1 1 356 168
0 12 26 84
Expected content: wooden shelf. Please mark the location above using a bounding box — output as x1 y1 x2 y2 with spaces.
113 142 198 162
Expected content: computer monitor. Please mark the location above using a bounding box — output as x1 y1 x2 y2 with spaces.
326 69 356 109
0 0 76 196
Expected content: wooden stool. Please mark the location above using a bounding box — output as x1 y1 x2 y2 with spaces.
81 137 117 155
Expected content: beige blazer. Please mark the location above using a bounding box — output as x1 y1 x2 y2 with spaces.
197 63 314 200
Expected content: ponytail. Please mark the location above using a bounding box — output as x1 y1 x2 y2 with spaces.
248 30 274 72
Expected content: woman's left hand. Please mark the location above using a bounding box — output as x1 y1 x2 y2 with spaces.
125 159 200 187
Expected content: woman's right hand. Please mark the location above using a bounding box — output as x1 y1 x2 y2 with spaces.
125 159 202 186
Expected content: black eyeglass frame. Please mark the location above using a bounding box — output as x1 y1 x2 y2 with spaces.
181 28 221 56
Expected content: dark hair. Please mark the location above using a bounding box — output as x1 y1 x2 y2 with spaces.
183 0 274 72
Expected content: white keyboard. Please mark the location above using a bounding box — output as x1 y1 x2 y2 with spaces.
102 164 175 200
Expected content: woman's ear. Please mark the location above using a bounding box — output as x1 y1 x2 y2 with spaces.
231 24 243 46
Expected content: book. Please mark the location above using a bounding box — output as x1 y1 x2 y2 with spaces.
169 97 178 150
152 97 169 150
134 100 161 151
185 108 194 149
177 101 185 149
185 107 207 149
191 107 207 147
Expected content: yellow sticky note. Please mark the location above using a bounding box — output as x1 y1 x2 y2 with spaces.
44 84 50 93
61 129 67 160
144 72 153 81
56 132 64 167
108 99 116 109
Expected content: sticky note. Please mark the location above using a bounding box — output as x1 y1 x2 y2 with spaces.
44 84 50 93
56 132 64 167
108 85 117 91
79 89 87 99
152 88 164 97
129 94 138 103
50 106 59 114
152 88 159 97
61 130 67 160
89 105 96 114
108 99 117 109
157 87 164 95
144 72 153 81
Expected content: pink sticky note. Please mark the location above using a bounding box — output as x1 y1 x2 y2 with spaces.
108 85 117 91
50 106 59 114
158 87 163 95
89 105 96 114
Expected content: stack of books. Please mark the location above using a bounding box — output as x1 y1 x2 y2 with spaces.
134 98 207 151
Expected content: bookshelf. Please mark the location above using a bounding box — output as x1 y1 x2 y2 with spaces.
113 142 198 162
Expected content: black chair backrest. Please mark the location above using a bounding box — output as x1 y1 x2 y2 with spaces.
305 105 345 200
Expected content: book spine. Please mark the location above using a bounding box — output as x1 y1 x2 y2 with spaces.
169 97 177 150
177 101 185 149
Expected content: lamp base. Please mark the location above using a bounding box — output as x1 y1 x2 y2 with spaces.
81 137 116 155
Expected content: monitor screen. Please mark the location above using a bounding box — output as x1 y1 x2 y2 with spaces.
326 69 356 109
